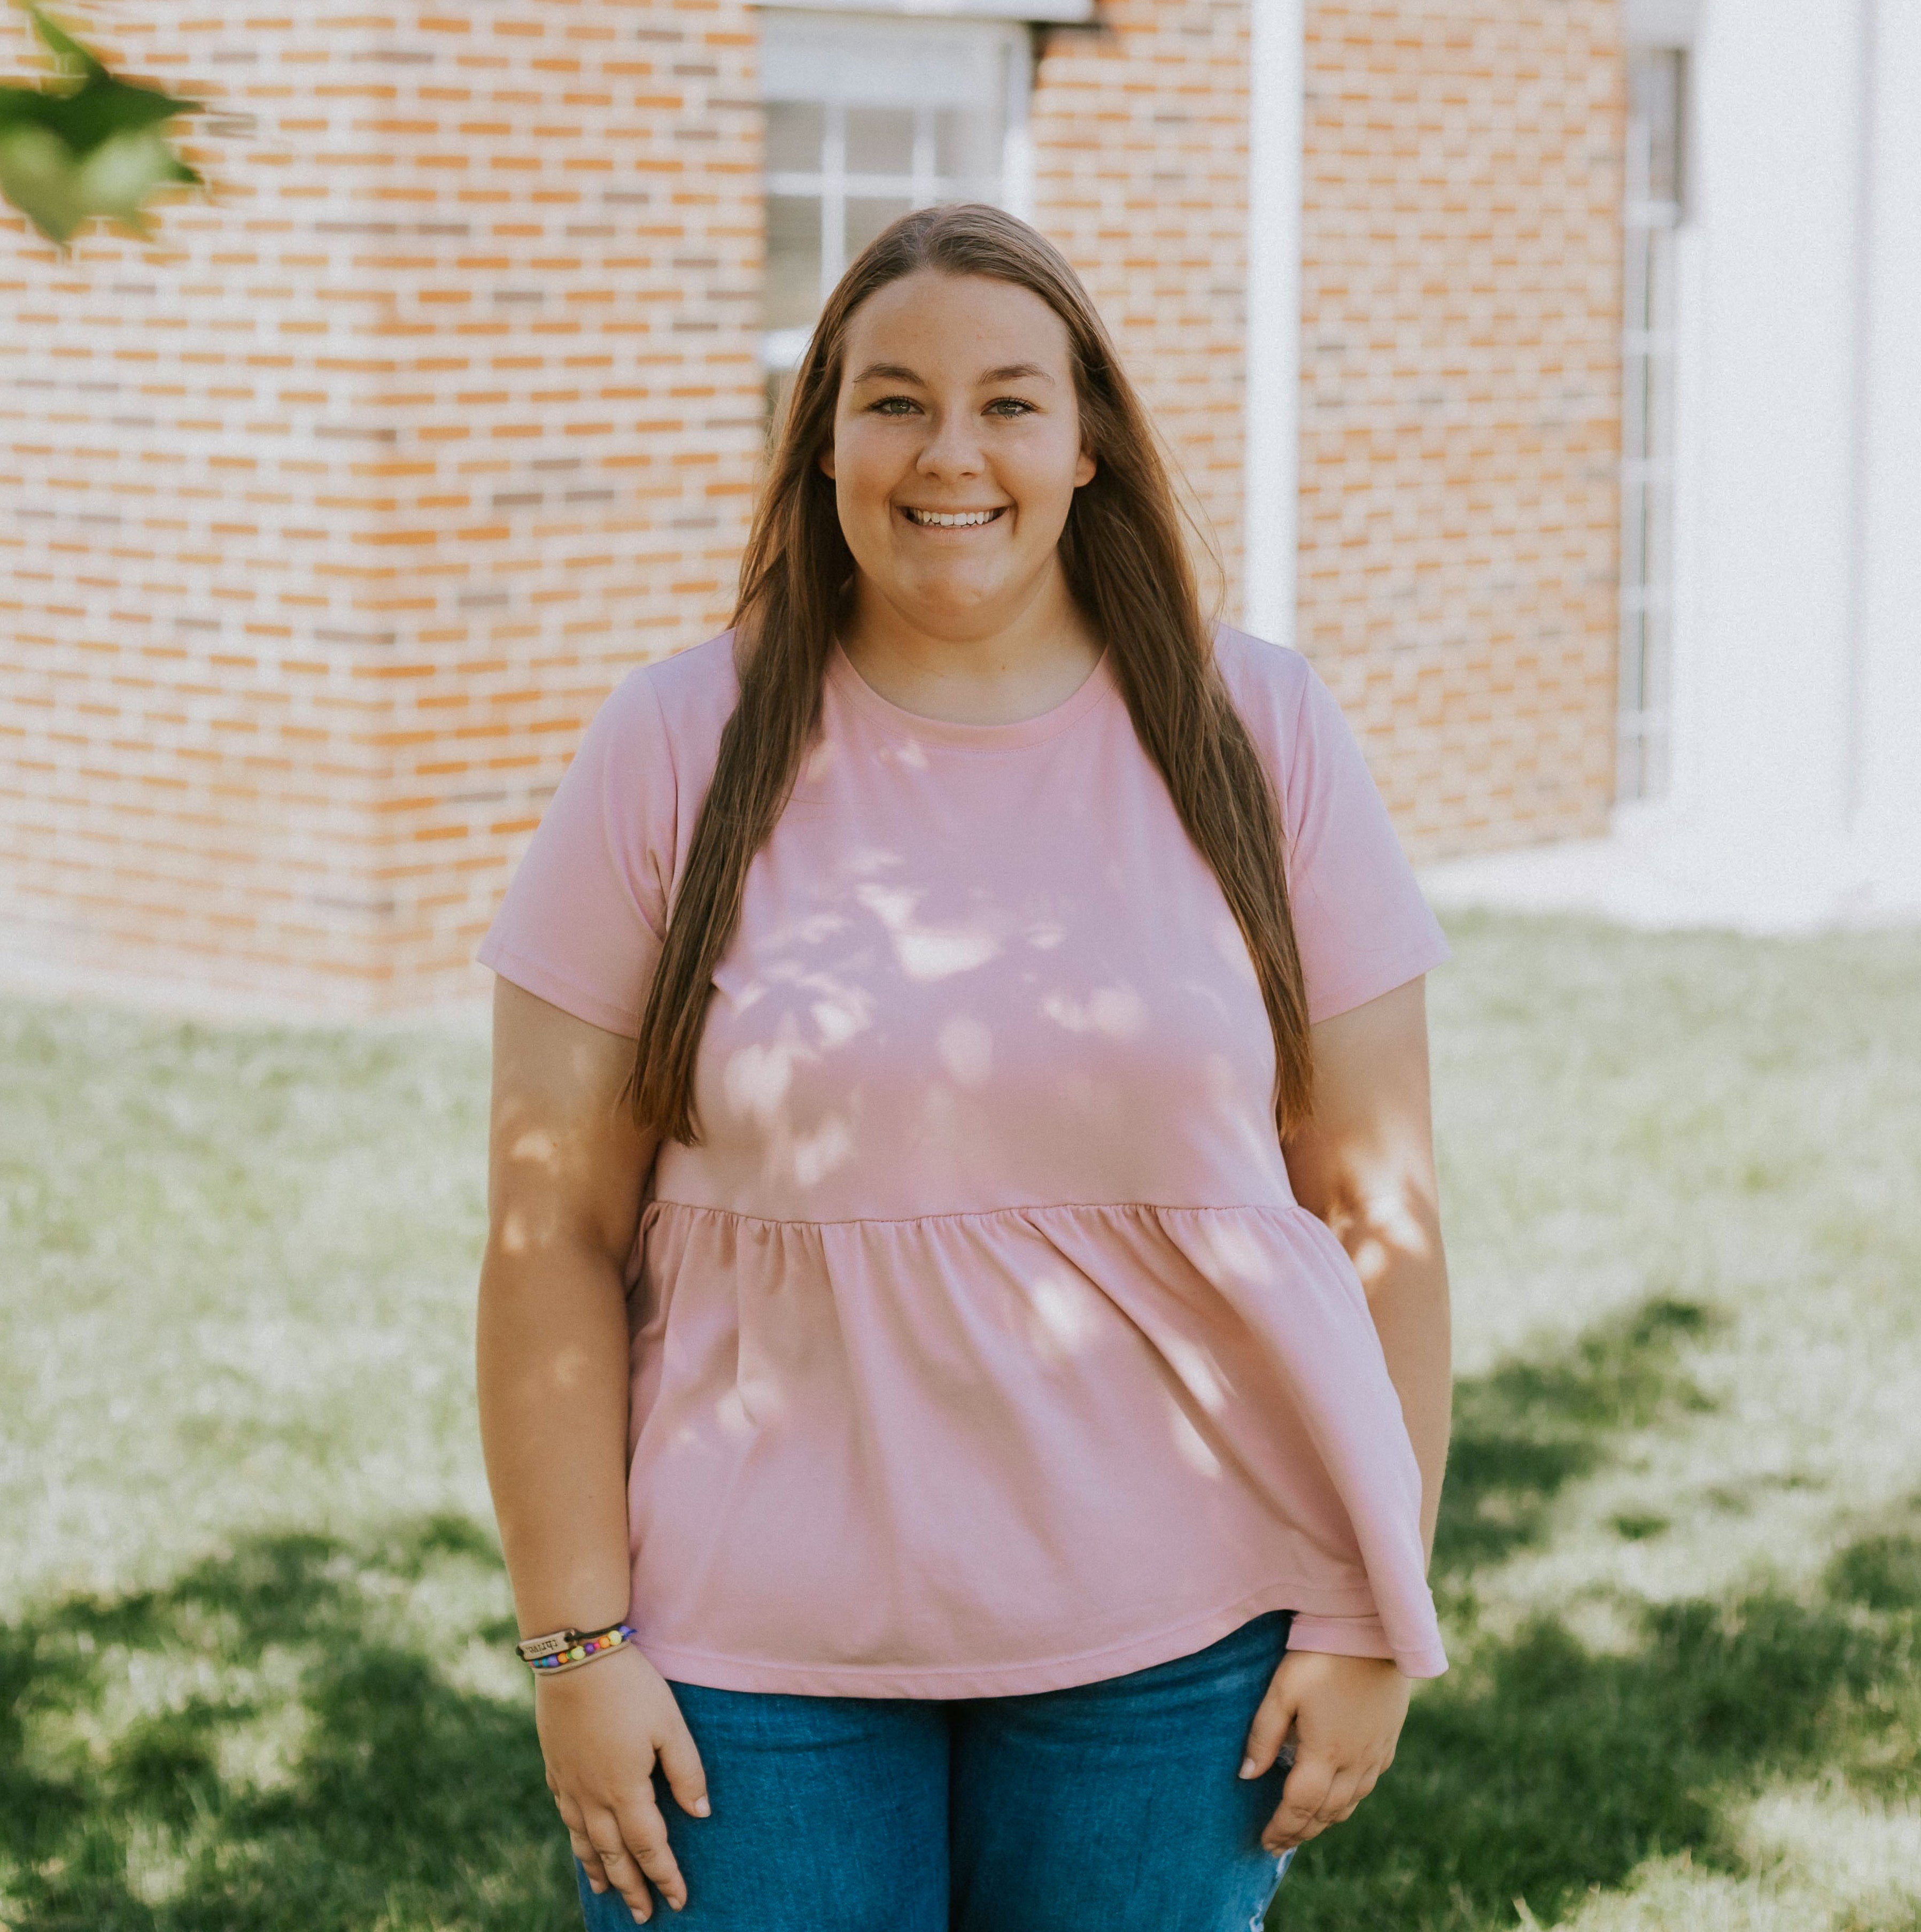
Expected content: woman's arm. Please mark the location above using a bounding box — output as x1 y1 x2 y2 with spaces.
1281 973 1451 1554
477 977 709 1922
1240 973 1452 1852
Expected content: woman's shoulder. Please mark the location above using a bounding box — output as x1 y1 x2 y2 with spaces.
590 629 741 781
1209 621 1318 748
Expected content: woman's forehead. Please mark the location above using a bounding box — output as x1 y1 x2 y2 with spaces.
843 271 1073 377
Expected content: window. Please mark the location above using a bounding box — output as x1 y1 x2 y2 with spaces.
1617 48 1687 804
757 8 1034 409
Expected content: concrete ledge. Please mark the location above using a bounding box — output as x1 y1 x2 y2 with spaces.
1420 813 1921 936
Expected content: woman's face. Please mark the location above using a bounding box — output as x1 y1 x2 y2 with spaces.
822 269 1097 640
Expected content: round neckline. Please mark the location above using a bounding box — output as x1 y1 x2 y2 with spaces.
827 638 1118 750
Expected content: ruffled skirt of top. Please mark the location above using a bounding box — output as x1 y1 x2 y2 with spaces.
618 1197 1447 1696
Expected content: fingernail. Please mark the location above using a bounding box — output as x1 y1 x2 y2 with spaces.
1238 1756 1259 1779
693 1797 711 1818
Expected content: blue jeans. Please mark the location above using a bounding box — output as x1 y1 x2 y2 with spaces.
575 1610 1297 1931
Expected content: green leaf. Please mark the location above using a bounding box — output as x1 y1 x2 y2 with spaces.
26 3 105 78
0 6 202 242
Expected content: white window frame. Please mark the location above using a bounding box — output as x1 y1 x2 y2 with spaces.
758 0 1091 21
1617 44 1688 805
756 7 1037 373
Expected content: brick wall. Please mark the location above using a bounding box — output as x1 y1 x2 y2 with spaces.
1032 0 1252 613
0 0 1622 1015
1297 0 1624 858
0 0 762 1013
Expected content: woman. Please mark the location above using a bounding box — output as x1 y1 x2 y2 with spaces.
475 204 1452 1932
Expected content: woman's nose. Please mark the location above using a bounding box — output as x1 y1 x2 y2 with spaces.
915 411 985 478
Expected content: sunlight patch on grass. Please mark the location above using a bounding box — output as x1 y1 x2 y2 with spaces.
1428 916 1921 1622
0 1003 496 1617
4 916 1920 1931
1550 1787 1921 1932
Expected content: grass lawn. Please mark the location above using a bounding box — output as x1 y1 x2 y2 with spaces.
2 911 1918 1931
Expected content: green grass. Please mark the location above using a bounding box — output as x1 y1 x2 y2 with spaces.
2 913 1919 1931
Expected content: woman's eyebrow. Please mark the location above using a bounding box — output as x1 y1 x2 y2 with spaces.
848 360 1056 386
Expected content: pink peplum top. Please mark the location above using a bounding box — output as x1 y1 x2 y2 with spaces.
477 623 1453 1694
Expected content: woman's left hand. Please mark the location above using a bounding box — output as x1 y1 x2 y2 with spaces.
1238 1650 1411 1853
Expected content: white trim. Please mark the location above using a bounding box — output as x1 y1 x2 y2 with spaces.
1002 27 1035 222
1624 0 1700 48
1242 0 1303 644
757 0 1094 20
1841 0 1876 826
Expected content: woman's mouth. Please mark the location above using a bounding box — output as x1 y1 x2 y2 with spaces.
900 506 1007 528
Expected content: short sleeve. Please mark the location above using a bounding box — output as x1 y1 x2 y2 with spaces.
475 668 678 1038
1285 1610 1396 1665
1280 662 1452 1026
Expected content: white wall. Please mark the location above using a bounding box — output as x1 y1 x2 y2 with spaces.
1426 0 1921 930
1854 0 1921 886
1675 0 1860 862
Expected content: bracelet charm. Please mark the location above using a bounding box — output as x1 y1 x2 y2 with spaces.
515 1621 637 1673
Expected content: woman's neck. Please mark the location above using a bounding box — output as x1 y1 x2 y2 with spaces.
839 563 1103 728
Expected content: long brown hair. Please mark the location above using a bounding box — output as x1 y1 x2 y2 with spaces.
629 204 1314 1144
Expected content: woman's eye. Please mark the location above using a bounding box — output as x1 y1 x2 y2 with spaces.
986 397 1035 418
870 396 920 416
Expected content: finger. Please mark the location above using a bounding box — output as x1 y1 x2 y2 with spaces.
551 1790 610 1895
584 1816 656 1923
655 1712 712 1820
1312 1768 1362 1829
1238 1681 1298 1779
571 1831 611 1897
1262 1755 1335 1850
1331 1767 1381 1822
615 1792 687 1913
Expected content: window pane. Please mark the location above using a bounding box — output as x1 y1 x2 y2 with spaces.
846 106 915 178
1631 49 1685 208
765 195 823 331
766 99 824 176
934 104 1000 190
846 196 913 263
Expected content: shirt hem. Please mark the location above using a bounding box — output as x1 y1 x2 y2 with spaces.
477 942 644 1040
1303 934 1454 1028
642 1196 1323 1231
631 1576 1445 1698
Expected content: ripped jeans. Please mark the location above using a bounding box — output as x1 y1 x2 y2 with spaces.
575 1610 1297 1932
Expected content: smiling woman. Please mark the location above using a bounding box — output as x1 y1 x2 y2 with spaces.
473 205 1454 1932
821 280 1100 724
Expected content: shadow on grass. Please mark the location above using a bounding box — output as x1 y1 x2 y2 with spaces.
0 1515 575 1932
4 1307 1917 1932
1432 1295 1722 1583
1272 1552 1921 1931
1275 1292 1921 1929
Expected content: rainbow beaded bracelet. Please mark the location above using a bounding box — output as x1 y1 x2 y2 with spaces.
515 1621 637 1674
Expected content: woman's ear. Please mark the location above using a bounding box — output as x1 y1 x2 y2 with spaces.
1074 445 1096 489
819 439 836 481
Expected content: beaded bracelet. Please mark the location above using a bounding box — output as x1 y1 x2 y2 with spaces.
515 1621 637 1674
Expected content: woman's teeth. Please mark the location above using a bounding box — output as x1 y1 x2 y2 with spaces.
903 507 1003 527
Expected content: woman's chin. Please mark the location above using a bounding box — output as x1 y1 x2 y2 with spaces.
879 571 1043 634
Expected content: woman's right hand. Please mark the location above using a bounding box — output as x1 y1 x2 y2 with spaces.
536 1644 711 1921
